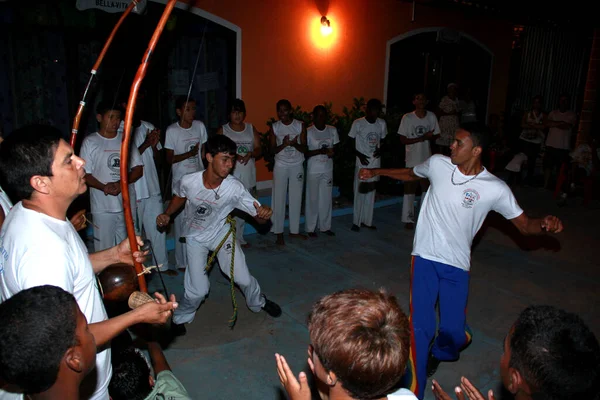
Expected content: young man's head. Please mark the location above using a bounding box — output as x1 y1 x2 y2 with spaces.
312 104 328 129
558 93 570 111
450 122 490 166
95 100 122 136
175 96 197 125
501 305 600 400
206 135 237 180
0 125 86 203
307 289 410 399
532 95 543 111
412 93 428 110
0 285 96 396
229 98 247 125
276 99 293 123
109 347 153 400
447 83 458 98
365 99 382 123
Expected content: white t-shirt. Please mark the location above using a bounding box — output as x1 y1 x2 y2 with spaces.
348 117 388 169
80 132 143 213
412 155 523 271
0 203 111 400
546 110 576 150
164 121 208 190
272 119 305 168
0 186 12 217
388 388 419 399
398 111 440 167
174 171 258 243
223 122 256 189
132 121 162 200
307 125 340 174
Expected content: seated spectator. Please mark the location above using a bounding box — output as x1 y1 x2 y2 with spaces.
109 339 191 400
432 305 600 400
275 288 417 399
556 133 598 206
0 285 96 400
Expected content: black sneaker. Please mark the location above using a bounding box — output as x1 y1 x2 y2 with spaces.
171 321 187 337
426 353 441 377
262 295 282 318
351 224 360 232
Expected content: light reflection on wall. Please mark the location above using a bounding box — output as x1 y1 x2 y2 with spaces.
309 12 338 50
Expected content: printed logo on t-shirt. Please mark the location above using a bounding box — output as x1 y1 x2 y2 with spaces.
224 241 233 255
296 172 304 182
415 125 427 137
319 140 331 149
107 153 120 173
194 202 213 220
461 189 480 209
366 132 379 150
237 145 249 156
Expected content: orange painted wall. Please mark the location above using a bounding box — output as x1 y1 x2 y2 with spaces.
178 0 513 181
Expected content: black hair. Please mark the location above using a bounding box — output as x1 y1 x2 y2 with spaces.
366 98 382 111
276 99 292 111
460 122 491 151
413 92 426 101
532 95 543 104
312 104 327 115
206 134 237 157
175 96 196 111
108 347 152 400
0 124 63 201
510 305 600 400
0 285 78 394
230 98 246 114
95 99 123 117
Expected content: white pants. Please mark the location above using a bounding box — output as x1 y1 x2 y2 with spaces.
174 210 187 269
271 163 304 234
173 224 265 324
92 212 127 252
305 172 333 232
353 166 376 226
136 194 169 271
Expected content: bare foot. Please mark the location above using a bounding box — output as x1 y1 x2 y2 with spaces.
275 233 285 246
289 233 308 240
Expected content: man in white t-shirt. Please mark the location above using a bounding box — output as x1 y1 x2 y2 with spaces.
349 99 387 232
80 101 144 252
305 105 339 236
360 122 563 399
164 97 208 271
544 93 577 189
398 93 440 229
157 135 281 335
0 125 177 400
275 289 418 400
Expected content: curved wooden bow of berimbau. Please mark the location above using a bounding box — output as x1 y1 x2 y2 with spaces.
70 0 140 149
120 0 177 292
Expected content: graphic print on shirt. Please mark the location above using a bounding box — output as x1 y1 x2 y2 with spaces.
319 139 332 149
366 132 379 150
461 188 480 209
237 143 250 156
193 202 213 227
414 125 427 138
107 152 121 179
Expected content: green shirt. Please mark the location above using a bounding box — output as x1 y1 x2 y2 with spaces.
144 370 191 400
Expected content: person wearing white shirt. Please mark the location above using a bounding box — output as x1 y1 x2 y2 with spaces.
349 99 387 232
0 125 177 400
398 93 440 229
157 135 281 336
275 289 418 400
217 99 262 248
305 105 339 236
360 123 563 399
268 99 308 246
164 97 208 271
544 94 577 189
80 101 144 252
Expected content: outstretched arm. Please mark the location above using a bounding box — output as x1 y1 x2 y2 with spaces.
359 167 422 182
510 213 563 235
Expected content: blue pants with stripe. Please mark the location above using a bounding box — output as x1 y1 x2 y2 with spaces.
403 256 472 399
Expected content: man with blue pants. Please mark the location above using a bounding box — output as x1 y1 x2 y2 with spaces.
360 122 564 399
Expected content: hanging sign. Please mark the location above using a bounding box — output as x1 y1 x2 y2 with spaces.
76 0 147 14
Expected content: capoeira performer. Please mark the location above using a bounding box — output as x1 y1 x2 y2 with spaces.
269 99 308 246
164 96 208 271
305 105 339 237
157 135 282 335
359 123 563 399
217 98 262 248
398 93 440 230
349 99 387 232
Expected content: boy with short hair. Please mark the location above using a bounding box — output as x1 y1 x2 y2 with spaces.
80 100 144 251
164 96 208 271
